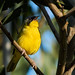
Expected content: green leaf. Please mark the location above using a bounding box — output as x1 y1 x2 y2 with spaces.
0 1 5 14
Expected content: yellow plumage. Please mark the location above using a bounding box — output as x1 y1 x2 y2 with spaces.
7 16 41 72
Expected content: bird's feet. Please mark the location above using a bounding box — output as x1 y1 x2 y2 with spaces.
21 49 25 55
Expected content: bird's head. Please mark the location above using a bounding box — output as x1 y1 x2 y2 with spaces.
25 16 39 27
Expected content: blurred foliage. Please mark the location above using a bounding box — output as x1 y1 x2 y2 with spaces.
0 0 24 11
0 65 5 75
0 50 3 66
12 57 30 75
51 18 59 33
0 0 60 75
0 0 33 25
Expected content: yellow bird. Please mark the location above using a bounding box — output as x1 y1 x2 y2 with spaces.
7 16 41 72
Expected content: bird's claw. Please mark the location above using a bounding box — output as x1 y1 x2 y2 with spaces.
21 50 25 55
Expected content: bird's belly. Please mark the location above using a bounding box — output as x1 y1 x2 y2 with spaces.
17 32 41 55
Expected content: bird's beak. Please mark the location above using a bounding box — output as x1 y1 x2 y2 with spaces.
34 16 39 20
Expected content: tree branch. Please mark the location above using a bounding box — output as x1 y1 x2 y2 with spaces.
62 7 75 19
38 4 60 43
64 59 75 75
56 20 68 75
67 27 75 44
64 66 75 75
0 22 44 75
65 59 75 72
32 0 63 18
48 3 63 18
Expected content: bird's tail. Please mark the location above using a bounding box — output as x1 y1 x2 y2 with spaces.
7 51 21 72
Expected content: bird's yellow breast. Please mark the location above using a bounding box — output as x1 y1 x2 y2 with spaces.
17 20 41 55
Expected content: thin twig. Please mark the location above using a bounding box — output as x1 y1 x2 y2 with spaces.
48 3 63 18
38 4 60 43
63 7 75 19
65 59 75 72
64 59 75 75
0 22 44 75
